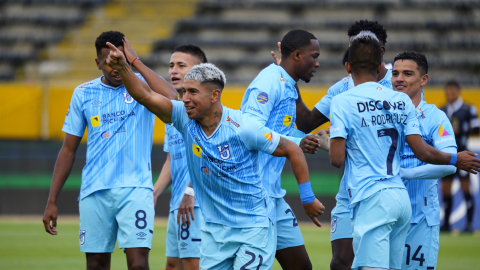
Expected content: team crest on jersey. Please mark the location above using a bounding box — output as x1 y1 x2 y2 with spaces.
283 115 293 127
331 218 337 233
201 166 212 175
79 230 86 245
280 75 286 83
418 108 426 119
217 145 231 160
123 93 134 104
193 143 202 157
257 92 269 104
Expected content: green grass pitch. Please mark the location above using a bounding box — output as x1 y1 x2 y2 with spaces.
0 216 479 269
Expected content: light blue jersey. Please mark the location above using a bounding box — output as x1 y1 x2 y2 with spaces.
329 81 421 207
170 100 284 228
164 124 199 211
63 75 155 200
400 100 457 225
315 69 393 203
240 64 299 198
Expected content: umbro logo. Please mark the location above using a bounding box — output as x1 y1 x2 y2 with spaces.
136 232 147 238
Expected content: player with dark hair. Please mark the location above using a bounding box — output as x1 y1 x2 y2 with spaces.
329 33 480 270
42 30 175 270
104 41 324 269
392 51 457 270
241 29 324 270
148 43 208 270
269 20 392 270
440 80 480 232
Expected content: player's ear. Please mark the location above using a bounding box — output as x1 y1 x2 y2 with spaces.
381 46 386 56
420 73 429 87
376 62 382 74
95 58 101 70
211 89 221 103
345 62 351 74
293 50 301 61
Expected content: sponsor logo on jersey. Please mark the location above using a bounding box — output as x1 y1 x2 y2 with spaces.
418 108 426 119
257 92 269 104
264 132 273 142
217 145 231 160
193 143 202 157
376 86 383 92
115 126 126 134
246 106 263 115
100 131 111 139
79 230 86 245
123 93 134 104
136 232 147 240
66 106 70 116
102 110 136 124
283 115 293 127
226 116 240 128
91 101 102 108
280 75 286 83
201 166 212 175
329 114 333 126
331 218 337 233
435 137 455 144
90 115 101 127
180 242 188 250
438 124 451 137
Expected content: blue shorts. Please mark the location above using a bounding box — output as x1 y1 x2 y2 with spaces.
78 187 154 253
351 188 411 270
273 197 305 250
200 222 276 270
330 196 352 241
165 207 204 258
402 218 439 270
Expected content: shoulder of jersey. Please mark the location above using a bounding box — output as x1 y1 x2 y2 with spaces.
75 78 99 91
248 64 281 89
330 76 351 91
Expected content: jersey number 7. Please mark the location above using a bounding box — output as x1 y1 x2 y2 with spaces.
377 128 399 176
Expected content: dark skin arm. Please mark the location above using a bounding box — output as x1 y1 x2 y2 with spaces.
406 134 480 173
43 134 82 235
329 138 346 168
272 137 325 227
122 38 178 100
295 85 329 133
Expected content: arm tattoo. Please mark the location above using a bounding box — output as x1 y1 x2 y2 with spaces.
278 137 289 149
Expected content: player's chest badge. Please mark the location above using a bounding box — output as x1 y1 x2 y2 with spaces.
123 93 134 104
217 144 231 160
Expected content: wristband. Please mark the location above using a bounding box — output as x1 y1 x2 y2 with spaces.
185 187 195 196
449 153 457 165
298 181 315 204
131 57 139 66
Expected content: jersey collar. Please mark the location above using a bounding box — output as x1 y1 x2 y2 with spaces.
99 76 124 90
277 65 297 86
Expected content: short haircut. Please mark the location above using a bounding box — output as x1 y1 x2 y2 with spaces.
393 51 429 75
342 49 349 65
184 63 226 91
280 29 317 58
348 31 382 76
95 31 124 56
173 44 208 63
445 79 461 90
348 20 387 46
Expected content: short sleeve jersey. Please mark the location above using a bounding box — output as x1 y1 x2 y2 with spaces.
170 100 282 228
164 124 199 211
62 75 155 200
240 64 298 198
314 69 393 202
329 82 421 207
401 100 457 225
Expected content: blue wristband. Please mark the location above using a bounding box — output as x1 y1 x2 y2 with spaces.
298 181 315 204
449 153 457 165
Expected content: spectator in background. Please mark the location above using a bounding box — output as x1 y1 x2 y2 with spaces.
440 80 480 232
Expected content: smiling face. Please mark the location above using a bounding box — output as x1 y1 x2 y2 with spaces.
296 39 320 83
169 52 203 92
96 46 125 87
392 59 428 100
182 79 220 120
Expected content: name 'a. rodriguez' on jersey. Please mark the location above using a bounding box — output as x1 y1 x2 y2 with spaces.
329 82 421 207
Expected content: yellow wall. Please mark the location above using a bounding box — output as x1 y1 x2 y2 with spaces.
1 83 479 142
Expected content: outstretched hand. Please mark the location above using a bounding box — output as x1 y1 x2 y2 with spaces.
270 41 282 65
456 151 480 174
303 198 325 227
123 37 139 64
105 42 127 71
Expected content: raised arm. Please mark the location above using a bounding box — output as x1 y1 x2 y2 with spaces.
271 136 325 227
105 42 173 123
123 38 178 100
406 134 480 173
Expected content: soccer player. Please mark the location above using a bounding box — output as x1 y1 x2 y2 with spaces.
41 31 174 270
329 32 480 270
440 80 480 232
271 21 392 270
105 43 324 270
241 29 323 270
151 44 208 270
392 51 457 270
